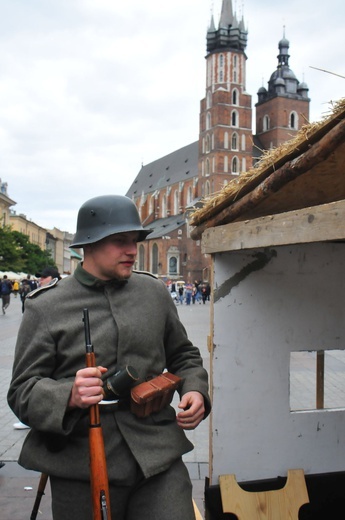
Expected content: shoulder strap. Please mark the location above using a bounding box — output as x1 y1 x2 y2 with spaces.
26 277 59 299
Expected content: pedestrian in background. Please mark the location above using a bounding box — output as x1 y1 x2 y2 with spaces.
12 280 19 298
178 285 184 304
1 275 13 315
19 280 32 314
36 266 61 286
26 274 38 291
185 282 193 305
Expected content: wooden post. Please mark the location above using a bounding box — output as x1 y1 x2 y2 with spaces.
316 350 325 409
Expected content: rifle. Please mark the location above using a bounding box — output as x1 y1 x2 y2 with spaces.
83 308 112 520
30 472 48 520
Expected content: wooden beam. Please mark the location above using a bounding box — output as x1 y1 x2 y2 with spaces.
191 117 345 240
201 199 345 254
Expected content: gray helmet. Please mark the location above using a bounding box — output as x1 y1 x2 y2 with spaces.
70 195 152 248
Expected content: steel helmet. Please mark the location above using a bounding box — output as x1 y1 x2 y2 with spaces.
70 195 152 248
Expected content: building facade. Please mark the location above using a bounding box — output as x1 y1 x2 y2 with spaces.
0 179 16 227
126 0 310 284
9 211 79 275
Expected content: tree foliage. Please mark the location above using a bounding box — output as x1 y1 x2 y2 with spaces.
0 226 56 274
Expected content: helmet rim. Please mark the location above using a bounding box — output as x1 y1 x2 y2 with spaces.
70 195 152 248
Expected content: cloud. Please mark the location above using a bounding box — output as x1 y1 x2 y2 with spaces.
0 0 343 233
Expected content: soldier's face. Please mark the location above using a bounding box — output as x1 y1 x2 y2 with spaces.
83 232 139 280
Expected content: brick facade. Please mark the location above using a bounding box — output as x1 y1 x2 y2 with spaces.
126 0 310 284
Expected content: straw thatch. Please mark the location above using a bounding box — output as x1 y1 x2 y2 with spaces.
190 98 345 239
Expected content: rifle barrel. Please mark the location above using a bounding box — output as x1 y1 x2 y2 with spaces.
83 309 111 520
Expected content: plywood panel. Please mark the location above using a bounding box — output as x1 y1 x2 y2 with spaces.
210 242 345 484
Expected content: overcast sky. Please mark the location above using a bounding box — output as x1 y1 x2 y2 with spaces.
0 0 344 234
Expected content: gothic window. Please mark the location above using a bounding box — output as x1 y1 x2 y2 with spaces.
290 111 298 129
232 89 238 105
206 134 210 153
202 137 205 154
231 132 238 150
207 59 212 87
242 157 246 172
174 190 179 214
149 196 153 214
224 155 228 172
168 256 178 275
224 132 229 149
161 194 167 218
139 244 145 271
187 186 192 205
233 55 238 83
206 158 210 176
206 91 212 109
211 133 214 150
232 156 239 175
219 54 224 83
231 110 238 127
263 115 270 131
206 112 211 130
205 180 211 196
241 134 246 150
151 243 159 274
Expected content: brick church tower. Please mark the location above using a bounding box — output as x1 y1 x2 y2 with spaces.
255 30 310 150
198 0 253 199
126 2 311 283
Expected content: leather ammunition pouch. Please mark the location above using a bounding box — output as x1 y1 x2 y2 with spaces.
130 372 181 418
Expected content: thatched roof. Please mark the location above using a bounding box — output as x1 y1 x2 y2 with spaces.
190 98 345 240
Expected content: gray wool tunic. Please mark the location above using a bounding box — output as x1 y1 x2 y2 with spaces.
8 265 211 482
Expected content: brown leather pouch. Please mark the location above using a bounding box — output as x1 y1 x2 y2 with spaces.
130 372 181 418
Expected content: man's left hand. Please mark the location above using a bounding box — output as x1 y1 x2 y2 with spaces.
176 391 205 430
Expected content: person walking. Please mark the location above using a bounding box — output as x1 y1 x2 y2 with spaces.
19 280 32 314
26 274 38 291
12 280 19 297
185 282 193 305
8 194 211 520
1 275 13 314
178 285 184 305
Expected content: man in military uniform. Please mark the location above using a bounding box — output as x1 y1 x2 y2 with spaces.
8 195 211 520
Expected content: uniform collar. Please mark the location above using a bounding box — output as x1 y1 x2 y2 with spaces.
74 263 128 290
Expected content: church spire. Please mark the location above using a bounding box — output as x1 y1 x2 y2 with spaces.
219 0 235 28
206 0 247 53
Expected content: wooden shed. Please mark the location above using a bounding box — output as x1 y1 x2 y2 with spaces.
190 99 345 518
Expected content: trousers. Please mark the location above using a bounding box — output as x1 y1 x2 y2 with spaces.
50 458 195 520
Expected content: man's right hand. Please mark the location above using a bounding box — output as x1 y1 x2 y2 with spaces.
68 366 108 409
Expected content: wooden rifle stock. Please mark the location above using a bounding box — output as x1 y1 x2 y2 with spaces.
83 308 112 520
30 472 49 520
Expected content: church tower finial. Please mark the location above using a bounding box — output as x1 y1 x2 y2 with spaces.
207 0 247 53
